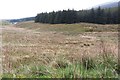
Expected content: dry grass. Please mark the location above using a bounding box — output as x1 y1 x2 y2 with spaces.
1 21 118 78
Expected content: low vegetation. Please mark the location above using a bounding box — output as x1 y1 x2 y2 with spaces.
1 21 119 78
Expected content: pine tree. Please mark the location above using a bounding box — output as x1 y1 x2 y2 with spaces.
89 8 95 23
35 7 119 24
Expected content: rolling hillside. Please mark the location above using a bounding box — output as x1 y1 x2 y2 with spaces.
7 17 35 24
95 1 119 8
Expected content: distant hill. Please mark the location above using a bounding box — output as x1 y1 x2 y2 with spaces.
95 1 119 8
0 20 10 25
7 17 35 24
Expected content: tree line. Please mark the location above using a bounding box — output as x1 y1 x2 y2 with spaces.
35 7 118 24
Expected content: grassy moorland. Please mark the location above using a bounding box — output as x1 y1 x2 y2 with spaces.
1 21 119 78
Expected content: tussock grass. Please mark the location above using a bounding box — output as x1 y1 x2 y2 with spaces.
15 21 118 35
2 21 119 78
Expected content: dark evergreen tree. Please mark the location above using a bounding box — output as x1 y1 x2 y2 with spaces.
89 8 95 23
35 7 119 24
54 11 62 24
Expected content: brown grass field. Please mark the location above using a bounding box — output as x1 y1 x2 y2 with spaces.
1 21 119 78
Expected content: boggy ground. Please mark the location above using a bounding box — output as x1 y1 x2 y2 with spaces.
1 21 119 78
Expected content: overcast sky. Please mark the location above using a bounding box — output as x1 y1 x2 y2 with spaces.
0 0 119 19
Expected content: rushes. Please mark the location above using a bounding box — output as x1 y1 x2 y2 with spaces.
2 22 118 78
2 38 118 78
2 51 118 78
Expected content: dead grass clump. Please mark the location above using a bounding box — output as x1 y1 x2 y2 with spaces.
50 54 71 69
50 59 70 69
81 57 95 70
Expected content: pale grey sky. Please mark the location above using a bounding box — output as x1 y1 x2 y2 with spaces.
0 0 119 19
